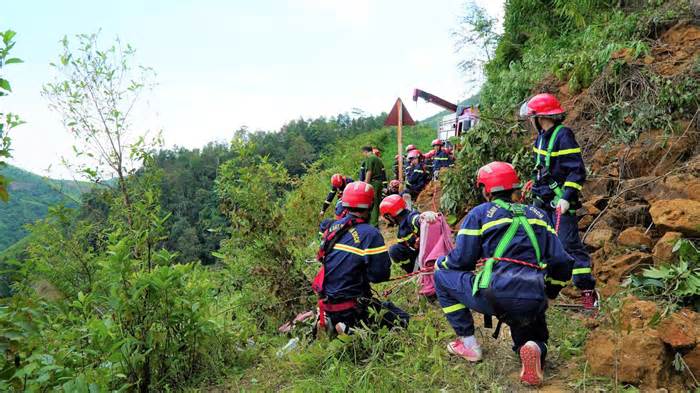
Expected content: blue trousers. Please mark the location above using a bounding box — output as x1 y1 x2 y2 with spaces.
389 243 418 274
434 269 549 360
548 210 595 290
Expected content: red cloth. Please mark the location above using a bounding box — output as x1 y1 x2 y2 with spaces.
416 214 454 296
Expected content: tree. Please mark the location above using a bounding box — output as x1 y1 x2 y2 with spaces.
453 2 501 90
42 32 158 225
0 29 24 202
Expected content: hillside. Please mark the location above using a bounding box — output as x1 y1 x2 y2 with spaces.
0 165 88 251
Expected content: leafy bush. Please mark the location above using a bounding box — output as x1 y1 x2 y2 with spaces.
629 239 700 310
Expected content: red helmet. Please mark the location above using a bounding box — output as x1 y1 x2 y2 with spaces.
476 162 521 193
407 149 422 160
526 93 565 117
389 179 400 188
432 139 444 147
342 181 375 209
331 173 346 189
372 147 382 157
379 194 406 218
405 144 417 152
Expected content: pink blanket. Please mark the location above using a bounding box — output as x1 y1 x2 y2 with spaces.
416 214 454 296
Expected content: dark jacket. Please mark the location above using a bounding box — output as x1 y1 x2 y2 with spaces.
532 124 586 204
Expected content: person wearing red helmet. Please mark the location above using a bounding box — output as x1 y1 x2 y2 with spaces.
431 138 453 179
405 149 430 200
313 181 409 335
385 179 401 197
380 194 438 274
523 93 596 308
433 162 573 386
320 173 354 219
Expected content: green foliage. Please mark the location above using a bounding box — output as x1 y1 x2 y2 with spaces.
629 239 700 309
0 29 24 202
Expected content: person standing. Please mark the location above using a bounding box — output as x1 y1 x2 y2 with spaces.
361 146 386 227
522 93 596 308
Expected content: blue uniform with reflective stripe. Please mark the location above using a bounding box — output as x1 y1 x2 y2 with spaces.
433 200 573 360
533 125 585 203
533 124 595 290
388 210 421 273
322 215 391 301
432 148 453 174
436 201 573 300
405 163 429 196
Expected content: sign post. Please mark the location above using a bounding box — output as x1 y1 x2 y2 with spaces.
384 98 415 192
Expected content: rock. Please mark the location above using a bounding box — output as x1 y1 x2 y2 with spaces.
594 252 652 297
660 174 700 202
617 227 652 249
653 231 682 265
685 346 700 380
585 327 670 388
658 310 698 349
604 203 652 230
649 199 700 236
620 296 659 330
584 227 615 248
582 201 601 216
578 215 593 230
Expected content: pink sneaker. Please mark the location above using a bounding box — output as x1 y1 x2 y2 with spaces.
519 341 543 386
447 339 482 362
581 290 597 310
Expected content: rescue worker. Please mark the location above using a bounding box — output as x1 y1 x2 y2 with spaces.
361 146 386 227
313 181 409 334
319 173 353 219
431 139 453 179
385 179 401 197
405 149 430 200
380 194 438 274
434 162 573 386
522 93 596 308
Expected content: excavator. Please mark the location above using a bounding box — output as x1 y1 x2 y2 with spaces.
412 88 478 141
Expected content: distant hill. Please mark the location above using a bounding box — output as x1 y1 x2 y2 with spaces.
0 165 90 251
418 94 480 128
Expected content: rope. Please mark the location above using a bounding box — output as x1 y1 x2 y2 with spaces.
382 266 435 297
555 207 562 234
476 257 544 270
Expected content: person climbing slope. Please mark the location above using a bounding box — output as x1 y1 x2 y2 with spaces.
319 173 354 219
380 194 437 274
313 181 409 335
433 162 573 386
521 93 597 308
430 139 453 179
405 149 430 200
360 146 386 227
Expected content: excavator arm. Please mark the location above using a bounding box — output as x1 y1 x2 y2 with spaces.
412 89 458 113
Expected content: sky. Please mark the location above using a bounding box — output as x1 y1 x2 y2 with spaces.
3 0 503 177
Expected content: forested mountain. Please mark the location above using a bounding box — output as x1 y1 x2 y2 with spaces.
0 165 87 250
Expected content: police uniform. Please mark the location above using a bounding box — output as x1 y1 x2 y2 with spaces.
532 124 594 290
434 200 573 361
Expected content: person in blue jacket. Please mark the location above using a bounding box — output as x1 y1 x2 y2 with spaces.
381 194 424 274
405 149 430 200
434 161 573 386
522 93 596 308
430 139 453 179
314 181 409 335
319 173 353 220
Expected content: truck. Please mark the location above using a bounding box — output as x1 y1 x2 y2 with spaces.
413 88 479 141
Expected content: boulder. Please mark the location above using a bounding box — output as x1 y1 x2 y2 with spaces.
578 215 593 230
658 310 698 349
649 199 700 236
585 328 670 388
620 295 659 330
617 227 653 249
660 174 700 202
652 231 682 265
584 227 615 248
594 253 652 297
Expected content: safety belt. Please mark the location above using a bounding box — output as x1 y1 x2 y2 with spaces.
474 199 542 338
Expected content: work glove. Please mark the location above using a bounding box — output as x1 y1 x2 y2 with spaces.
556 199 570 213
319 211 324 218
420 211 438 224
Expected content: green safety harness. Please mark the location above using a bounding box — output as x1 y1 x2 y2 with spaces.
473 199 546 338
534 124 577 213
